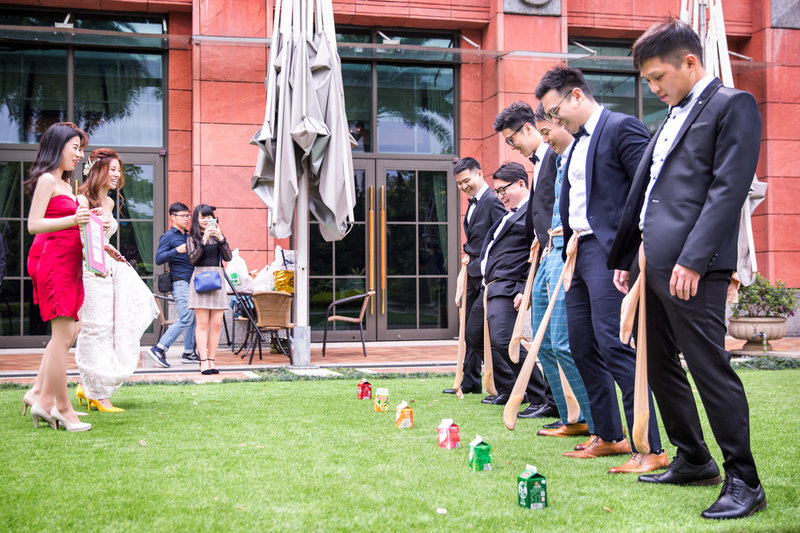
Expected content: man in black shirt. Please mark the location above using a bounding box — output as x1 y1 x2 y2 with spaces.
148 202 198 367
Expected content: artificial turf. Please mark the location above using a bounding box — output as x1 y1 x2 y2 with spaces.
1 368 798 532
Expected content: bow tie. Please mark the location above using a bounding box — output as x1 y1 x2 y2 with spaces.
529 154 540 165
674 92 693 109
468 197 477 206
573 125 588 140
510 207 518 213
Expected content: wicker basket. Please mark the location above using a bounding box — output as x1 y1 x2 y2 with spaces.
252 291 293 328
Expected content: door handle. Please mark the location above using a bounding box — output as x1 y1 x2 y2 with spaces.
368 186 375 315
380 185 386 315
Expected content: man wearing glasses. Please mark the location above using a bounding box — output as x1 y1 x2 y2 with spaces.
534 66 667 474
149 202 198 367
465 163 549 410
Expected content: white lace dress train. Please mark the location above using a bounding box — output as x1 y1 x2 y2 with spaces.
76 216 159 400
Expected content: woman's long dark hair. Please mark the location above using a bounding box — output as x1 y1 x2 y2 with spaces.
78 148 125 209
190 204 217 242
24 122 88 197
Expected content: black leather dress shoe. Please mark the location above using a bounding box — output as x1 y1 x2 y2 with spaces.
542 420 564 429
701 477 766 519
517 403 559 419
481 394 509 405
442 389 457 394
638 456 722 486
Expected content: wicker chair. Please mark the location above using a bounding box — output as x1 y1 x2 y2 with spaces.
322 290 375 358
249 290 293 365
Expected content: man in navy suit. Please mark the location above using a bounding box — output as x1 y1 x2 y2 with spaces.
465 163 548 408
609 20 765 519
443 157 505 395
535 65 666 474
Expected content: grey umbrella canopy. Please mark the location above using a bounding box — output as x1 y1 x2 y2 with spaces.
251 0 355 241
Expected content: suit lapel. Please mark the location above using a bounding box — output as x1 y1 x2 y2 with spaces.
631 118 666 190
585 108 610 197
664 79 723 162
493 207 524 243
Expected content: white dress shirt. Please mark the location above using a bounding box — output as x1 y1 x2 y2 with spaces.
481 196 529 277
639 74 716 230
531 141 550 192
567 105 604 234
466 182 489 225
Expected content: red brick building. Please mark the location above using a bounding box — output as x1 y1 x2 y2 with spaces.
1 0 797 346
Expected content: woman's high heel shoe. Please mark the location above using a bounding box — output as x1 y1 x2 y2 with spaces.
199 358 214 375
23 390 37 417
76 384 87 406
50 406 91 432
208 358 220 375
88 399 125 413
31 403 57 429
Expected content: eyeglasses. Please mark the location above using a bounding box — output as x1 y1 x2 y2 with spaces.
171 213 191 218
545 91 572 121
504 123 525 147
494 181 521 197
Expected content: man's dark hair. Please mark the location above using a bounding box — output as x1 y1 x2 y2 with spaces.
493 101 535 133
533 102 548 123
632 18 704 69
534 65 593 101
453 157 481 176
169 202 190 215
492 162 528 188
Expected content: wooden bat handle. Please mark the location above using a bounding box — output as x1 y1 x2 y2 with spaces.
503 252 571 430
452 259 469 392
509 241 539 364
632 243 650 454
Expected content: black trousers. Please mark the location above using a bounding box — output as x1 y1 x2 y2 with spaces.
460 275 484 391
564 235 661 452
465 286 549 403
645 267 760 486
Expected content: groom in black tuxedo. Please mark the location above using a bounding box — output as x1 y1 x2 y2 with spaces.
609 19 765 520
443 157 505 395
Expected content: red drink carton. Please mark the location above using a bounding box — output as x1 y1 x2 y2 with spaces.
395 401 414 428
374 388 389 412
357 380 372 399
437 419 460 449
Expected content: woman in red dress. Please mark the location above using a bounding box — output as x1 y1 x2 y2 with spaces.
24 122 93 432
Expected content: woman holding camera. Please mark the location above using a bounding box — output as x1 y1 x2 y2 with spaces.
186 204 232 375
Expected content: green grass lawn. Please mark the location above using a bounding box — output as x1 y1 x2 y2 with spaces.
1 368 798 532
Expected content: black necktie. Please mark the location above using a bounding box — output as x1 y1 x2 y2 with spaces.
468 197 477 206
529 154 540 165
573 125 588 141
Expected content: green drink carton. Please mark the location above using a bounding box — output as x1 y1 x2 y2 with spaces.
517 464 547 510
468 435 491 471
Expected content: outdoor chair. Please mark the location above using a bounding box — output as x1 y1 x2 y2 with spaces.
153 294 176 341
322 290 375 358
249 290 293 365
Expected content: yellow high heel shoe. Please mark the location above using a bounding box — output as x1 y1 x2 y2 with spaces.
76 384 87 406
88 399 125 413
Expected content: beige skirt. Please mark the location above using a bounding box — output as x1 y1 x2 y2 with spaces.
188 266 228 310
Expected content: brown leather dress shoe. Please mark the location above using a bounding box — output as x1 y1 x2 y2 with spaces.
608 451 670 474
537 422 589 437
575 435 596 451
563 436 631 458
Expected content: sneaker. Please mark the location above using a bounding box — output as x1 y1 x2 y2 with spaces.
182 352 200 364
146 346 170 368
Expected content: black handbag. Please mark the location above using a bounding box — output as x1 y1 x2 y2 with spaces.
157 270 173 293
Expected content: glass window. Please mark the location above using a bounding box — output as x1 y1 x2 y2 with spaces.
342 63 371 152
584 73 636 117
74 51 163 147
0 47 67 144
377 65 454 154
74 15 164 34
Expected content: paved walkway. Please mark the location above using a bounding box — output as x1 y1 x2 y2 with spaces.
1 336 797 386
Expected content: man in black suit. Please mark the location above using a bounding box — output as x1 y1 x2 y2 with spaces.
443 157 506 395
464 163 548 408
536 65 667 474
609 20 765 519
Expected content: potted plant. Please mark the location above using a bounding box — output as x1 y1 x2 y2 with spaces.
729 274 798 350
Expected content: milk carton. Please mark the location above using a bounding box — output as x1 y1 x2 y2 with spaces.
395 400 414 428
517 464 547 509
437 419 460 449
357 379 372 399
468 435 491 471
374 387 389 412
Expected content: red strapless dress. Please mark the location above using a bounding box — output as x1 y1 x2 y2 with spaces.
27 195 84 322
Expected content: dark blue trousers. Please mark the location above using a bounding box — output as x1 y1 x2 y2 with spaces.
564 235 661 452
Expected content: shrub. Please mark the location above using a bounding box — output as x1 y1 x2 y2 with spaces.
731 274 798 318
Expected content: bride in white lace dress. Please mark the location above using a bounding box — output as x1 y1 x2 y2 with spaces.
75 149 158 412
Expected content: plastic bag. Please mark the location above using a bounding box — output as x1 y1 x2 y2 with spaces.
265 246 295 293
225 249 254 293
253 265 273 292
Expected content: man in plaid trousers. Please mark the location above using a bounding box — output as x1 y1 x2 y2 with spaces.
494 101 593 438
